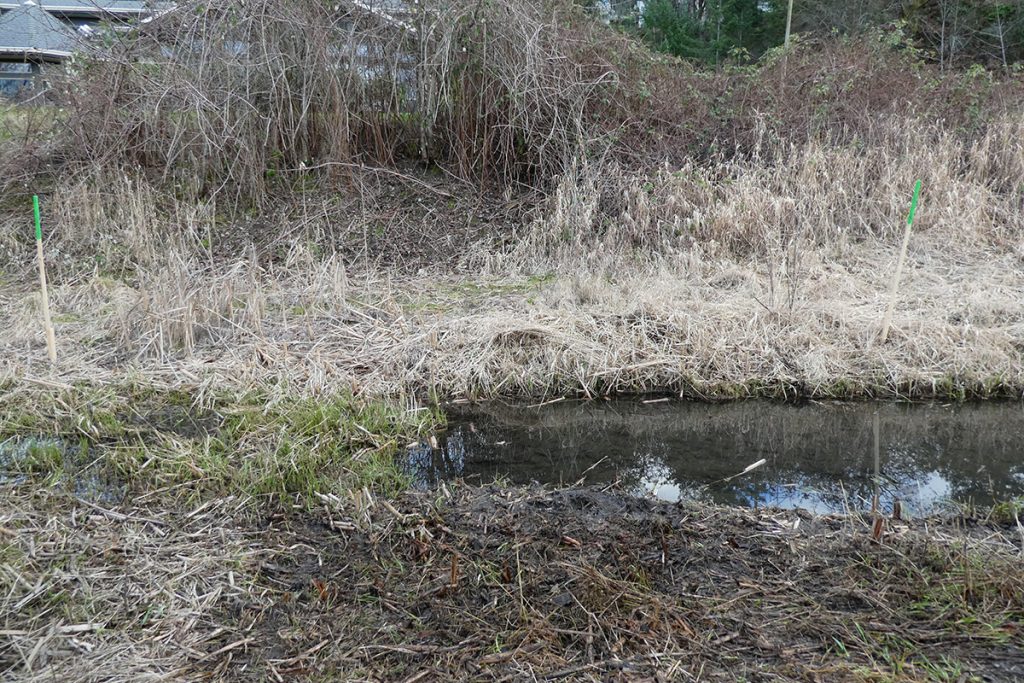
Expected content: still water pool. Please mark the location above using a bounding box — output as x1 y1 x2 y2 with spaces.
407 400 1024 515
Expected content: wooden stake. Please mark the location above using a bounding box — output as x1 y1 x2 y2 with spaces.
34 195 56 363
880 181 922 344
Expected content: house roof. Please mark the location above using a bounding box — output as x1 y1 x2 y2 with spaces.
0 1 81 59
0 0 160 15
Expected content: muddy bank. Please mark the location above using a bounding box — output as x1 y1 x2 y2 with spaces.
236 486 1024 681
4 483 1021 682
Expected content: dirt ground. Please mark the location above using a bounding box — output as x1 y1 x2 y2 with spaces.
4 482 1022 682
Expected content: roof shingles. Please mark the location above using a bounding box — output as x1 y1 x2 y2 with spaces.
0 1 81 58
0 1 156 13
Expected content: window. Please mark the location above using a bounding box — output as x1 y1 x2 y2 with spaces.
0 77 33 97
0 63 33 74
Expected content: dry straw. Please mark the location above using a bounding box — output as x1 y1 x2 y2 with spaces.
0 4 1022 400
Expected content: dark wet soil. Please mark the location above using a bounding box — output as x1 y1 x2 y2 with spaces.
208 485 1024 682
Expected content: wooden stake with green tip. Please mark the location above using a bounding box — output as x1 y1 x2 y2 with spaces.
34 195 57 363
880 180 922 344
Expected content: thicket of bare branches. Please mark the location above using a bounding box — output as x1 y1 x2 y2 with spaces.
49 0 630 202
1 0 1017 210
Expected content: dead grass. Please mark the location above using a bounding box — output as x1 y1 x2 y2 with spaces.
10 115 1020 404
1 229 1021 401
508 114 1024 265
2 482 1021 681
0 487 261 682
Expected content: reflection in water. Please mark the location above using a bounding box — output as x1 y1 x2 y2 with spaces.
406 400 1024 514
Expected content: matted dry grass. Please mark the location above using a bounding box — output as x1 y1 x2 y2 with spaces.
1 234 1022 401
0 487 262 682
3 483 1022 681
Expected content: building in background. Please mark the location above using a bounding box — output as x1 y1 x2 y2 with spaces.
0 0 167 97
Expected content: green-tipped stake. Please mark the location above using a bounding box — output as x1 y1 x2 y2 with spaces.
34 195 57 363
879 180 922 344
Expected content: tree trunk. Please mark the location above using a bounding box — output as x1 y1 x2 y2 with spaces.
939 3 947 71
997 13 1008 71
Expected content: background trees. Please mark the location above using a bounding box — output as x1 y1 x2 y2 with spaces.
632 0 1024 67
639 0 786 63
904 0 1024 69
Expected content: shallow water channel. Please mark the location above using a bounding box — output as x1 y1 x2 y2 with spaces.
407 400 1024 515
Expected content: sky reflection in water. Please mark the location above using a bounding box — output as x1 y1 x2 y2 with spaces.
407 400 1024 514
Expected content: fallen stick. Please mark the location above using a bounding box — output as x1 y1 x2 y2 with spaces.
721 458 768 483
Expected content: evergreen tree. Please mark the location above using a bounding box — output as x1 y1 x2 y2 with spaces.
640 0 785 64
